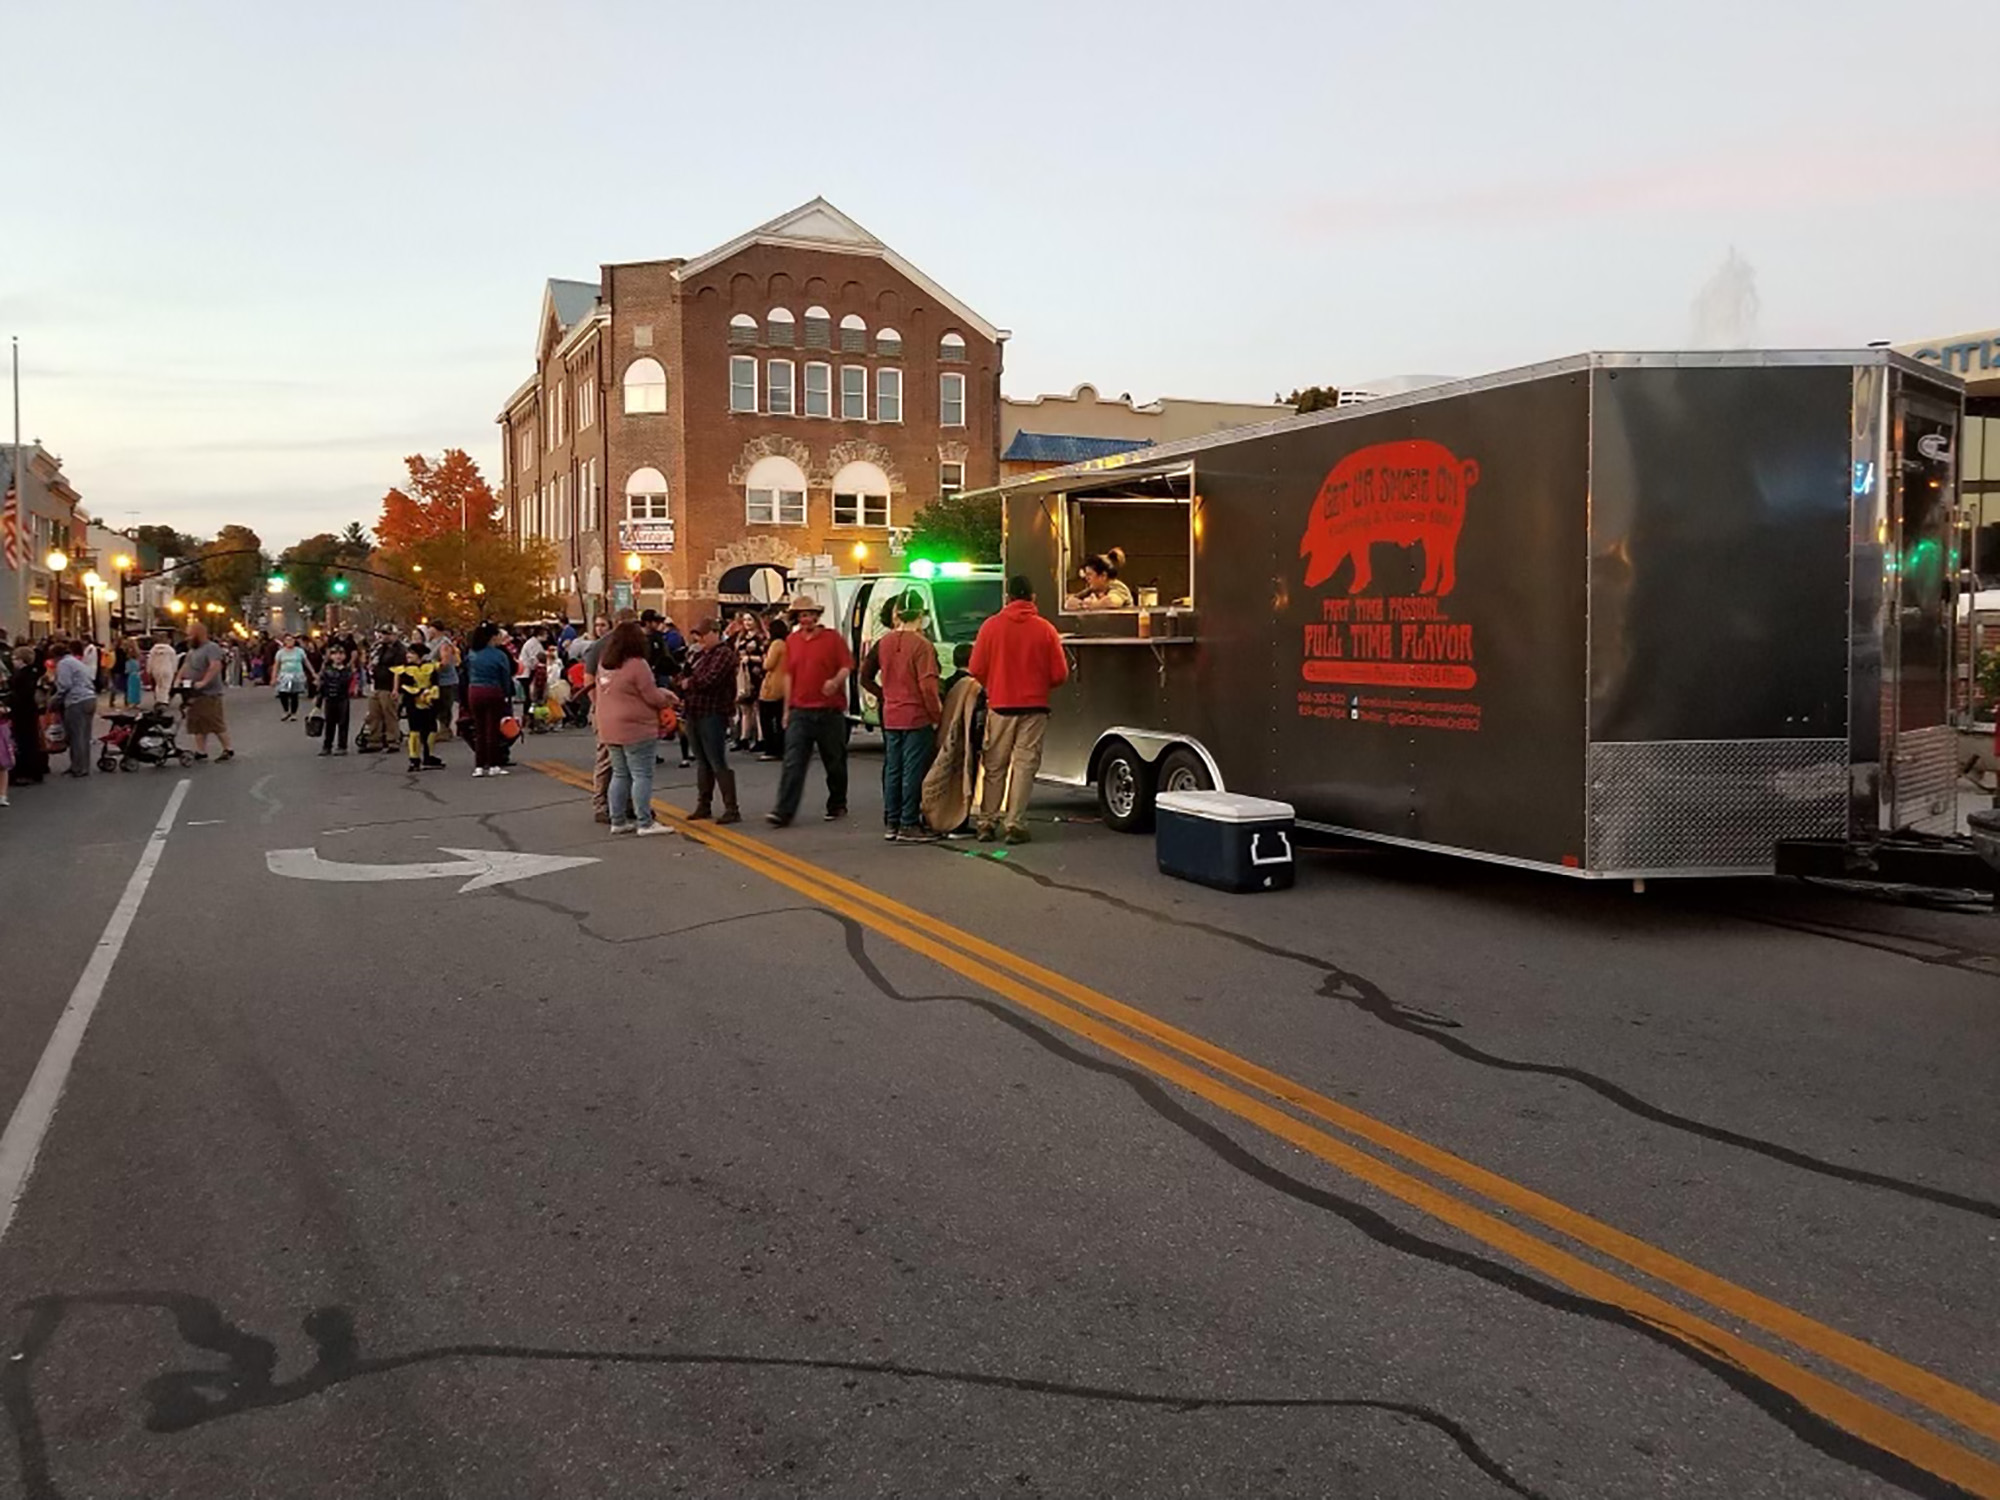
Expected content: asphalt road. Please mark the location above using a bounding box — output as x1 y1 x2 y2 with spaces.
2 691 1996 1499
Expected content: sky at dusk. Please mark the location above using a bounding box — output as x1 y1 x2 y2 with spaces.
8 0 1998 548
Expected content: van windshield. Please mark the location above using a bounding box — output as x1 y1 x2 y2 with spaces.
929 579 1004 643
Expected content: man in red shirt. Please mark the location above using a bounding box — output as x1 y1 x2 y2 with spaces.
767 596 855 827
862 591 944 842
967 575 1070 843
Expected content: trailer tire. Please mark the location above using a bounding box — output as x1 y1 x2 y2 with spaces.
1096 742 1156 834
1154 746 1212 797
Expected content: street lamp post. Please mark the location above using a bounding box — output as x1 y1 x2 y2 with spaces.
112 552 134 635
45 547 68 639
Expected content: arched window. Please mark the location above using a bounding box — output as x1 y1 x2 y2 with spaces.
831 459 891 529
766 308 795 346
840 313 867 353
728 313 758 346
939 331 967 363
876 327 903 359
623 357 667 414
624 467 669 521
744 453 808 526
803 306 831 349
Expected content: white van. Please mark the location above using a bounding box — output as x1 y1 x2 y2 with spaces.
789 562 1004 728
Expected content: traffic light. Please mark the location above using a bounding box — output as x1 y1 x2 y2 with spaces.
330 574 350 596
266 572 288 595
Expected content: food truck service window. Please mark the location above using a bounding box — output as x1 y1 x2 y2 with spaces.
1056 467 1195 615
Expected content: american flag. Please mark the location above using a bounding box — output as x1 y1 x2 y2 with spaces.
1 465 19 572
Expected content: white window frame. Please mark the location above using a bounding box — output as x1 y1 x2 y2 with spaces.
940 371 966 428
626 490 670 521
623 357 667 415
804 361 832 418
940 460 966 497
840 364 867 421
577 373 595 430
746 487 807 526
876 368 902 423
832 491 891 528
768 358 795 417
729 355 758 413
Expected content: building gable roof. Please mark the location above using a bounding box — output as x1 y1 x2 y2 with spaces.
536 278 601 359
674 197 1001 343
1002 432 1154 465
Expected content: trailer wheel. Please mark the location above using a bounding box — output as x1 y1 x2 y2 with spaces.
1096 743 1155 833
1155 746 1213 796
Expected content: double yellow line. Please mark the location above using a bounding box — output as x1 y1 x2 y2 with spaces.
532 759 2000 1496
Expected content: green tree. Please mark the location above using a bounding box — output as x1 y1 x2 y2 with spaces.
340 520 374 552
1279 386 1342 414
906 491 1001 564
277 533 347 611
187 525 268 613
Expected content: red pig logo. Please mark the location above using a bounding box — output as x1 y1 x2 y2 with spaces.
1299 439 1478 595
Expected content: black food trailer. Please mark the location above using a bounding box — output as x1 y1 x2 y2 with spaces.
985 350 1971 885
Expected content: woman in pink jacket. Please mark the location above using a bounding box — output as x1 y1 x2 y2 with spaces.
594 622 677 836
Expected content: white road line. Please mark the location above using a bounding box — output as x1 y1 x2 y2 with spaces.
0 778 192 1246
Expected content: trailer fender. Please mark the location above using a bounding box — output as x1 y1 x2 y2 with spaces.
1083 728 1222 787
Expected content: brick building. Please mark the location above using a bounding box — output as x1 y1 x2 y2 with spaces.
498 199 1004 618
1 443 85 639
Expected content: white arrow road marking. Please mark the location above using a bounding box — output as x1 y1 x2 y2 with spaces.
265 846 598 892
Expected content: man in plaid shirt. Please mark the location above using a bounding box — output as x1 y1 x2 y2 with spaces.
677 618 741 823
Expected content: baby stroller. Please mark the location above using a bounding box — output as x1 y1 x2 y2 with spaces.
100 704 193 770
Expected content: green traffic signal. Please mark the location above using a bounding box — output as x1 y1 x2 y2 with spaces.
330 574 350 596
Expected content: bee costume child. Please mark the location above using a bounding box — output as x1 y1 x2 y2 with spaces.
394 643 447 771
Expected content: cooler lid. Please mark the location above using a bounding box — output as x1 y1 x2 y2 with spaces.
1155 790 1296 824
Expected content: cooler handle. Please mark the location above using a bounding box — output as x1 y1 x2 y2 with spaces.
1249 830 1292 867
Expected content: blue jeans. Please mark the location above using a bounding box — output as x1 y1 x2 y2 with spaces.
605 736 659 827
882 726 937 830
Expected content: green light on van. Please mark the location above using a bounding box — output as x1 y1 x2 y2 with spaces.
909 559 937 579
939 561 974 579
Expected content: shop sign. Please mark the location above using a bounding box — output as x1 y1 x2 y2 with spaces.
619 519 675 553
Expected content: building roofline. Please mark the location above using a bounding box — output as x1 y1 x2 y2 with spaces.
1002 383 1294 415
673 197 1001 343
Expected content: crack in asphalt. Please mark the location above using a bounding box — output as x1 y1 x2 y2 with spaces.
318 799 578 835
963 855 2000 1222
0 1293 1549 1500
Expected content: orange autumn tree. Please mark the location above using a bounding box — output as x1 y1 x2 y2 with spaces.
376 449 500 551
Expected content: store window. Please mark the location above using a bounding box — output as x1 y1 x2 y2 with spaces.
729 356 757 413
623 357 666 415
831 460 891 528
744 453 808 526
804 362 832 418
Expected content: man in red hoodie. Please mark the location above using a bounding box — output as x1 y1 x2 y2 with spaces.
967 575 1070 844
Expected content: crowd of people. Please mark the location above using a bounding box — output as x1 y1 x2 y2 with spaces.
0 576 1071 847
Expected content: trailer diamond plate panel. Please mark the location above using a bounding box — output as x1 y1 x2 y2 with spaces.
1586 740 1848 871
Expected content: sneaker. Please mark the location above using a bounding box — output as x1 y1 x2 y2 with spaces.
216 750 235 762
472 767 488 778
334 747 348 756
408 758 423 772
686 807 713 822
422 757 446 769
766 813 791 827
318 748 332 757
716 809 742 825
883 828 900 842
823 807 847 822
897 827 942 844
491 767 510 776
975 824 996 842
635 822 673 837
0 796 9 807
679 758 693 769
757 753 780 762
610 822 634 834
1004 826 1031 845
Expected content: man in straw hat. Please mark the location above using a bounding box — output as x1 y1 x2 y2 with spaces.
766 594 853 827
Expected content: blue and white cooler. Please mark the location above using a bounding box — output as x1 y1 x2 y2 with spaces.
1154 790 1297 893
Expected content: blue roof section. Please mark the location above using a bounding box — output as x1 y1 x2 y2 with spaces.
549 278 600 330
1002 432 1153 465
